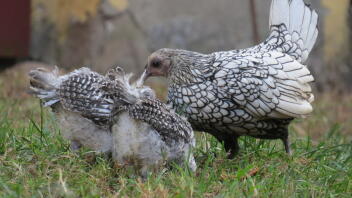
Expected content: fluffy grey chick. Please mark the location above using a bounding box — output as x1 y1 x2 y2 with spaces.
29 66 154 154
109 68 196 177
29 67 117 153
141 0 318 157
29 66 196 176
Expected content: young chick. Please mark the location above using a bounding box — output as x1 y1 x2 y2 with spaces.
29 67 115 153
109 68 196 177
29 66 196 176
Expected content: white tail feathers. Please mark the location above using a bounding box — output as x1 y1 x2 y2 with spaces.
29 67 61 106
269 0 318 62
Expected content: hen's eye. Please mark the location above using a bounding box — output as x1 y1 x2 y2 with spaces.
151 58 162 68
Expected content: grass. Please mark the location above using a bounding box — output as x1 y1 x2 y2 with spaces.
0 63 352 197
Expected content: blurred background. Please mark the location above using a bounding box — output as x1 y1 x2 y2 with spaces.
0 0 351 138
0 0 351 90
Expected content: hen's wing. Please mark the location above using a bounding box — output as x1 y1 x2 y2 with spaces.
212 51 314 119
209 0 317 119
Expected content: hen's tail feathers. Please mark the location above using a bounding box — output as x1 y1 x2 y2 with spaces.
28 67 61 107
269 0 318 63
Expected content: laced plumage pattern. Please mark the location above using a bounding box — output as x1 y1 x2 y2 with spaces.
145 0 318 157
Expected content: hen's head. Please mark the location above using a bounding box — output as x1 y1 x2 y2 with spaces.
144 48 175 79
141 48 211 84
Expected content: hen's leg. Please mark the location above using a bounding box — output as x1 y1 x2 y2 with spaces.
214 134 240 159
224 136 240 159
281 135 291 155
266 120 292 155
279 124 292 155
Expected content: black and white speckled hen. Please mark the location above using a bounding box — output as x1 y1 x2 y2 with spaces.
141 0 318 157
29 66 196 175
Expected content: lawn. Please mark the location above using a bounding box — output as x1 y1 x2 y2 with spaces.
0 63 351 197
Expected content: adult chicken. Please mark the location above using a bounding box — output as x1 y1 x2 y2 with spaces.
141 0 318 157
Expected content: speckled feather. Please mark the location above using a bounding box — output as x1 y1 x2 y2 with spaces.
57 69 114 127
128 98 193 144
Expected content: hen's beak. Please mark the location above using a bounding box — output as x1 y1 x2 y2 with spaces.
136 68 150 88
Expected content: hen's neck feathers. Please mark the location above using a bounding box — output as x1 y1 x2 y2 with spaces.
167 50 214 86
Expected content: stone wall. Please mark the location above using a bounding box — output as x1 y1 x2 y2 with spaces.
30 0 272 73
29 0 352 91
